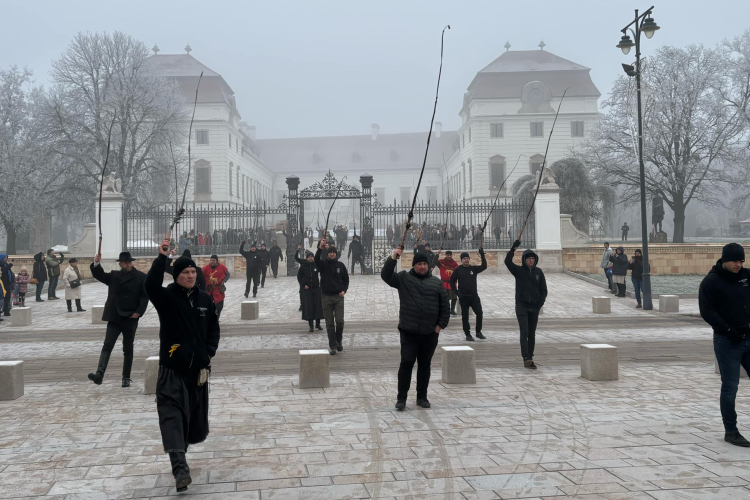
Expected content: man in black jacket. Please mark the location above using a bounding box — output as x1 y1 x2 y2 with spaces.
450 249 487 341
298 250 323 332
505 240 548 369
348 235 365 276
33 252 48 302
315 240 349 355
269 240 284 278
0 254 13 316
258 243 270 288
699 242 750 447
382 249 449 410
88 251 149 387
239 240 262 298
146 237 220 492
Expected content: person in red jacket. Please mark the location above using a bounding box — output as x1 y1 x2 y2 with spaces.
202 255 229 319
434 249 458 316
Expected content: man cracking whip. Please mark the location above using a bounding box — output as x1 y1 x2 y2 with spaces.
145 237 220 493
449 249 487 341
315 238 349 355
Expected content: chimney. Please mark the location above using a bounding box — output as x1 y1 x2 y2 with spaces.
435 121 442 138
371 123 380 140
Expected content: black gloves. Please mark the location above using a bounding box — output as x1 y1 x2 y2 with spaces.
478 247 485 255
512 240 521 250
727 327 749 344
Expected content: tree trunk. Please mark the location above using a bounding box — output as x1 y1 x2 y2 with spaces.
29 212 52 254
672 201 686 244
3 222 17 255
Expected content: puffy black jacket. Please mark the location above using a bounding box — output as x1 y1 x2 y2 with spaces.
145 254 220 375
504 247 548 308
449 250 487 297
381 256 449 335
699 261 750 336
33 253 48 282
315 247 349 296
609 247 629 276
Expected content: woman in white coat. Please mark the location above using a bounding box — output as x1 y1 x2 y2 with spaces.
63 258 86 313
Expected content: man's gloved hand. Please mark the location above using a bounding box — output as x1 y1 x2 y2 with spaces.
512 240 521 250
478 247 485 256
727 327 748 344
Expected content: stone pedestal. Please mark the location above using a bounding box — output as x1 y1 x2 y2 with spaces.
592 296 611 314
144 356 160 395
241 300 259 320
441 346 476 384
92 305 106 325
11 307 31 327
580 344 618 381
715 358 750 379
299 350 330 388
659 295 679 313
534 184 562 251
0 361 24 400
95 192 125 260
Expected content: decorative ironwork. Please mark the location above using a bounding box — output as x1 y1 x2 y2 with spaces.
298 170 361 199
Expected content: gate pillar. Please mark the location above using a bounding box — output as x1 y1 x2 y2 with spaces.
286 175 301 275
360 173 374 275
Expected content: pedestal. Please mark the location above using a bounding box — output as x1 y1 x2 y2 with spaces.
92 305 106 324
659 295 679 313
299 350 330 388
144 356 160 395
11 307 31 327
95 192 125 260
441 346 476 384
581 344 618 381
534 184 562 251
241 300 259 320
0 361 24 400
592 296 611 314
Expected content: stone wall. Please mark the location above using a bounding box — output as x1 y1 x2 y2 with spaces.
562 244 749 275
400 248 562 274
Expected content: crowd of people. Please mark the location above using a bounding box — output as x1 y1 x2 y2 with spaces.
385 221 515 249
600 242 645 307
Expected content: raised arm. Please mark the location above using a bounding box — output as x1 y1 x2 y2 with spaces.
145 243 169 309
504 240 521 276
90 255 112 286
478 247 487 272
239 241 249 258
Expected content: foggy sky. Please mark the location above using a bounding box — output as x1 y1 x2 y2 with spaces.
2 0 748 139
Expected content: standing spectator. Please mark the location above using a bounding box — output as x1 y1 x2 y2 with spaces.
15 266 31 307
628 249 644 308
609 246 629 297
601 243 615 294
202 255 229 319
621 222 630 241
45 249 64 300
63 258 86 313
33 252 47 302
386 225 394 246
0 279 4 322
0 254 13 316
699 243 750 447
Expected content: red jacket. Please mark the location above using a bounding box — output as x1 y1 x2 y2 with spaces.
202 263 228 303
436 257 458 291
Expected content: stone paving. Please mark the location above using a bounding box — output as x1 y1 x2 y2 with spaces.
1 272 749 499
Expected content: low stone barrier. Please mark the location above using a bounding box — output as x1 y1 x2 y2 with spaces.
580 344 618 381
11 307 31 327
92 305 106 324
592 296 611 314
144 356 160 395
0 361 24 400
299 350 330 388
658 295 679 313
241 300 259 320
441 346 476 384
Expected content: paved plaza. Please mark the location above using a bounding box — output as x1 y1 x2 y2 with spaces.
1 272 749 499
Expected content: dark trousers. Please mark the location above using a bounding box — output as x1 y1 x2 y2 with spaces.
36 280 45 301
156 366 209 455
605 270 613 291
459 294 483 334
2 292 11 315
245 271 259 296
321 294 345 349
714 334 750 433
215 301 224 319
397 331 439 401
271 259 279 277
632 278 642 305
260 266 267 287
98 317 139 378
516 305 540 361
351 256 365 275
48 275 59 298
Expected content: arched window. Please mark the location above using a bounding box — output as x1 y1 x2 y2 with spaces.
489 155 506 193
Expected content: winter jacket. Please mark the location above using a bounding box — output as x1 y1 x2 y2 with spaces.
628 255 644 280
239 243 263 274
90 262 149 322
699 261 750 337
314 247 349 296
348 239 364 259
449 250 487 297
297 260 321 291
63 265 82 300
609 247 629 276
145 254 220 375
45 253 64 277
257 249 270 267
381 255 449 335
600 248 613 269
202 263 229 304
0 255 12 289
269 245 284 263
504 247 548 308
15 273 31 294
436 257 459 291
33 253 48 282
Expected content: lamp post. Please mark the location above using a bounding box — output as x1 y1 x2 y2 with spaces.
615 6 660 311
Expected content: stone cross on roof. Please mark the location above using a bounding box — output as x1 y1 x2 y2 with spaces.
504 41 511 52
184 44 192 54
538 40 546 50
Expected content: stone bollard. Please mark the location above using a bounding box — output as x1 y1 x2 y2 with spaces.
92 305 106 325
299 350 330 389
0 361 24 400
144 356 160 395
580 344 618 381
441 346 476 384
715 358 749 379
658 295 679 313
10 307 31 327
241 300 259 320
592 296 611 314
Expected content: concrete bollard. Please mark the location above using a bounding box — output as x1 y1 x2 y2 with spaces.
659 295 679 313
441 346 476 384
144 356 160 395
10 307 31 327
580 344 618 381
715 358 749 379
299 350 330 389
92 305 106 325
592 296 611 314
241 300 259 320
0 361 24 400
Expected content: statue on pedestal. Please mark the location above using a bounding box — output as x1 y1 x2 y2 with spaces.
100 172 122 193
650 193 668 243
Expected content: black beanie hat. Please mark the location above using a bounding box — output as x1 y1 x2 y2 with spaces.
722 243 745 263
460 252 470 260
412 253 429 266
210 254 219 261
181 249 192 258
172 256 197 280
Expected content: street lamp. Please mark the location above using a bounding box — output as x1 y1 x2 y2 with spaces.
616 6 661 311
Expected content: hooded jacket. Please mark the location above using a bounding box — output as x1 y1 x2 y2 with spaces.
145 253 220 374
699 260 750 336
609 247 629 276
0 254 12 288
504 248 548 308
33 252 48 282
381 255 449 335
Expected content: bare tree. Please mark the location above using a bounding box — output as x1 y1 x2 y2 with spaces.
44 32 187 218
579 44 750 243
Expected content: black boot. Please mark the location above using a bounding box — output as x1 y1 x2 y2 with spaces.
725 432 750 447
88 349 111 385
122 354 133 384
450 299 457 316
335 324 344 351
316 320 322 330
308 320 314 332
66 300 73 312
169 451 192 492
75 299 85 312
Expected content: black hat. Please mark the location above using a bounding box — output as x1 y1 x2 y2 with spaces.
460 252 470 260
116 252 136 262
412 253 429 266
69 257 78 263
181 249 192 258
445 250 452 255
210 254 219 261
327 245 338 254
424 242 431 248
722 243 745 263
172 256 197 280
250 242 257 248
